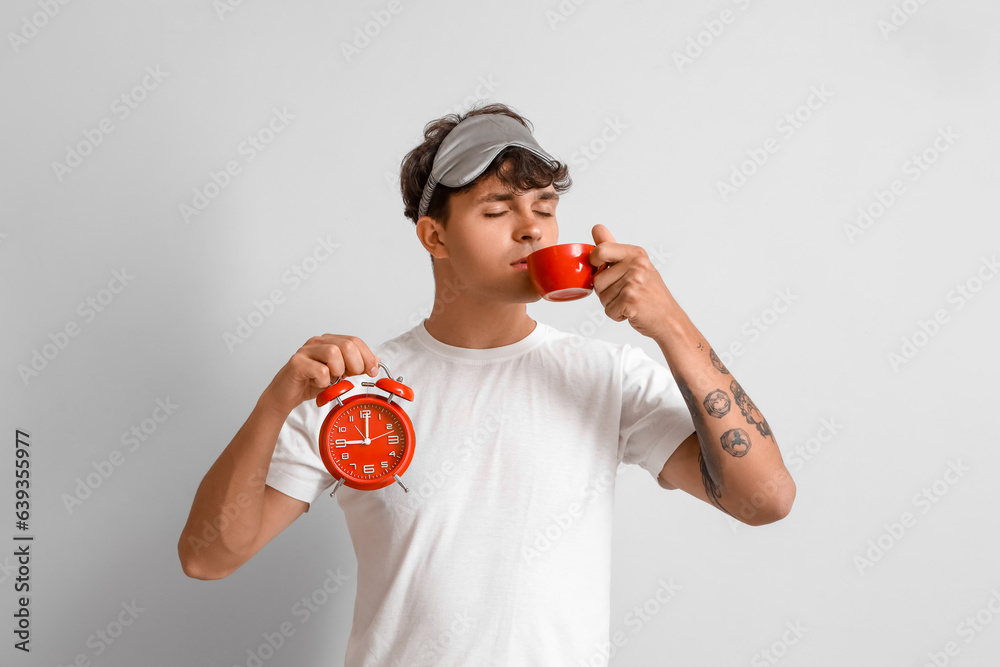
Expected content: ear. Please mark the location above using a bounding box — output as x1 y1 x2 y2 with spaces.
415 215 449 260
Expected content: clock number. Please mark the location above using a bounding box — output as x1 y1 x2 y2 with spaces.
386 423 394 430
341 453 349 460
360 410 371 418
338 426 347 433
335 439 348 447
388 435 399 445
363 464 375 474
381 461 389 470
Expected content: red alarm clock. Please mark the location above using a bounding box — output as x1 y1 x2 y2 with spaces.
316 362 415 496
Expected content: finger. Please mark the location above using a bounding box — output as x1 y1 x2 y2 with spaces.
592 224 616 245
332 337 372 378
309 344 347 385
602 288 632 322
290 352 335 390
307 359 333 389
595 269 628 314
347 336 382 376
589 226 627 268
592 258 625 294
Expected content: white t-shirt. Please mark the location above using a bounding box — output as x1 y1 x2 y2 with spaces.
265 319 694 666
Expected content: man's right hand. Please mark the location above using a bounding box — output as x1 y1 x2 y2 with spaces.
262 335 382 417
180 333 381 579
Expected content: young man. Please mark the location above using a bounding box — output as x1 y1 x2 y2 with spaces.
178 103 795 665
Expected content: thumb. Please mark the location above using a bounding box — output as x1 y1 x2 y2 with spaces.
592 223 616 245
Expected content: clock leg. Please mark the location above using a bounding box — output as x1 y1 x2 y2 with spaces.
329 478 345 497
394 474 409 493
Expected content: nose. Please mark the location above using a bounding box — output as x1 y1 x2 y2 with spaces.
512 208 546 242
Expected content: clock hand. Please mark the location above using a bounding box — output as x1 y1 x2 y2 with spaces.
355 424 366 438
368 431 391 442
365 413 370 440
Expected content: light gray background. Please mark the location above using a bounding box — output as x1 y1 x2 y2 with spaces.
3 0 999 665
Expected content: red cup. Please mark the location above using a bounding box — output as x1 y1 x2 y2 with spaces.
526 243 600 302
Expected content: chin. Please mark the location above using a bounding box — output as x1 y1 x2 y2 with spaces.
503 286 543 304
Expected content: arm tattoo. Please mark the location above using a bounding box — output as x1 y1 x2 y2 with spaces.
710 348 730 375
699 450 733 516
730 379 773 440
681 379 735 515
703 389 731 418
721 428 752 457
679 381 699 414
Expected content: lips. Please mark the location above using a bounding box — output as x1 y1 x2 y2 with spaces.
511 251 536 267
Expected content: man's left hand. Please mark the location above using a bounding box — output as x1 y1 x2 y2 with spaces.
590 224 678 341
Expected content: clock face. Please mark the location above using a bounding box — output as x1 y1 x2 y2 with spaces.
319 394 414 490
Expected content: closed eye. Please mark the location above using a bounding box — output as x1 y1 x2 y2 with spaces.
483 211 553 218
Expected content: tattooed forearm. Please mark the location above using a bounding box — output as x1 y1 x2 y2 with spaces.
730 379 773 440
703 389 731 418
710 348 730 375
679 381 699 415
698 450 733 516
681 379 742 508
656 332 791 520
721 428 752 457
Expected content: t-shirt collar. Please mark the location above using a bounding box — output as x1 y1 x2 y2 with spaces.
413 318 548 362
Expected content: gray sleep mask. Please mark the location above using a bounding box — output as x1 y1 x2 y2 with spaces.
417 114 559 219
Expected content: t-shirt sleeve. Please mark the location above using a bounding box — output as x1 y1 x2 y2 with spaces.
266 399 335 505
618 343 695 490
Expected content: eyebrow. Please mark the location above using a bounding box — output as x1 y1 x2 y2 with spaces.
475 190 560 205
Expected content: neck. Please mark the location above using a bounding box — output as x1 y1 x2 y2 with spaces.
422 271 537 349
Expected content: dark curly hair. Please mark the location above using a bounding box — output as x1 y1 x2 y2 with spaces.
399 102 572 227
